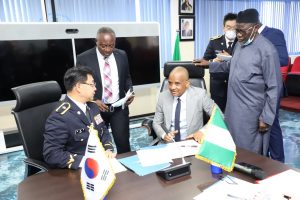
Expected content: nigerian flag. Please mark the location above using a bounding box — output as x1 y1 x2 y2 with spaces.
172 32 181 61
195 106 236 172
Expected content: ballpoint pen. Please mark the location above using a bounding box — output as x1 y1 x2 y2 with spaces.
227 193 247 200
180 145 198 147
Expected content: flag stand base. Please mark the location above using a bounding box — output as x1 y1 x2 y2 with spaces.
156 162 191 181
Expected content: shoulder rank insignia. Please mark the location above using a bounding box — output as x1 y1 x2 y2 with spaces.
210 35 222 40
55 102 71 115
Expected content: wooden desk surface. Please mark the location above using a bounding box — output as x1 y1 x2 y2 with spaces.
18 148 290 200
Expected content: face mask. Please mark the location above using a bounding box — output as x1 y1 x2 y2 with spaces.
242 26 256 46
225 30 236 40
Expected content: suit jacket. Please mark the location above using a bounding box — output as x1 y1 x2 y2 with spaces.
43 96 113 169
203 34 237 61
76 47 133 101
261 26 289 66
153 86 215 140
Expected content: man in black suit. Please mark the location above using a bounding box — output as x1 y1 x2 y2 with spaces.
43 67 114 169
76 27 134 154
199 13 237 112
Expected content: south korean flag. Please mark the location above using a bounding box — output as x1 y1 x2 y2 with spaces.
80 124 116 200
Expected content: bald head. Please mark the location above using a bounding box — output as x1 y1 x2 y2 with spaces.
169 66 189 80
168 67 190 97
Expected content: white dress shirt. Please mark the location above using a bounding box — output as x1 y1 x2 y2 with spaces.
96 48 119 104
164 91 188 140
67 95 87 114
258 24 266 34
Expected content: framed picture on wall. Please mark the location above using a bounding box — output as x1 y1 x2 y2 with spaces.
179 16 195 41
179 0 195 15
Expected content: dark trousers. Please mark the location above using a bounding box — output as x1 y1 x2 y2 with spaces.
210 73 228 112
101 107 130 154
268 87 285 163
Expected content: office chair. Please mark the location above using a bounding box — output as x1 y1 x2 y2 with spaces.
11 81 62 177
280 72 300 112
290 56 300 73
141 61 206 145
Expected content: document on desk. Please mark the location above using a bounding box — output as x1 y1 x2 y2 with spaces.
109 158 127 173
136 141 200 166
118 155 170 176
257 169 300 199
193 175 272 200
167 140 200 158
136 141 200 167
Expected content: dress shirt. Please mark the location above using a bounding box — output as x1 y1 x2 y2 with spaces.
170 91 188 139
258 24 266 34
96 48 120 103
225 37 234 49
67 95 87 115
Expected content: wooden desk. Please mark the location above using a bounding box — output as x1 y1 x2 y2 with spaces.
18 148 290 200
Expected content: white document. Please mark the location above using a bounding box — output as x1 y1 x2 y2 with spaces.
136 146 173 167
109 158 127 173
257 169 300 199
136 140 200 167
193 176 271 200
166 140 200 159
111 89 134 109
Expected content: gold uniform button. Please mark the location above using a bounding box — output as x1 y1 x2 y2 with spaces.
81 139 84 141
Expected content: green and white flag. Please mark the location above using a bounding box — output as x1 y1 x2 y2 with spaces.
195 106 236 172
172 32 181 61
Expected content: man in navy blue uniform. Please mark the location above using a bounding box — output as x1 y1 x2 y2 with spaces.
200 13 237 112
255 8 289 163
43 66 114 169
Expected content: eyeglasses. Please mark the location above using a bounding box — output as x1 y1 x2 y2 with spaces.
236 26 253 34
82 82 96 87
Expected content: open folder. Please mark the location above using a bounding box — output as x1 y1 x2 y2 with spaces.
118 155 170 176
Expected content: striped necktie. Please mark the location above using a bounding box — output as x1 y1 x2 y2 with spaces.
103 58 113 102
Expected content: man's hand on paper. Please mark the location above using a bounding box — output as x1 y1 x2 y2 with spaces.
186 130 203 143
125 95 135 106
163 130 178 142
95 99 109 112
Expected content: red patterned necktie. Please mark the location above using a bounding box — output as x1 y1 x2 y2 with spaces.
103 58 112 102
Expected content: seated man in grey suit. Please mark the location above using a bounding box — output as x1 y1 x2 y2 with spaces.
153 66 216 143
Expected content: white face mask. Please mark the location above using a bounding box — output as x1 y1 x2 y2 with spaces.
225 30 236 40
242 26 256 46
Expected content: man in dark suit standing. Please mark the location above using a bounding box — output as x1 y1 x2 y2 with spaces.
76 27 134 154
200 13 237 112
256 9 289 163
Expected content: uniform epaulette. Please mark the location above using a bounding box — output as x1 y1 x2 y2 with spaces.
55 102 71 115
210 35 222 40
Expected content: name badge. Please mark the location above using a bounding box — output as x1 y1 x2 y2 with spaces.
94 114 103 125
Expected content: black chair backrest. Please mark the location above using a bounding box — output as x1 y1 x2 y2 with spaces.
160 61 206 92
11 81 62 162
286 73 300 96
